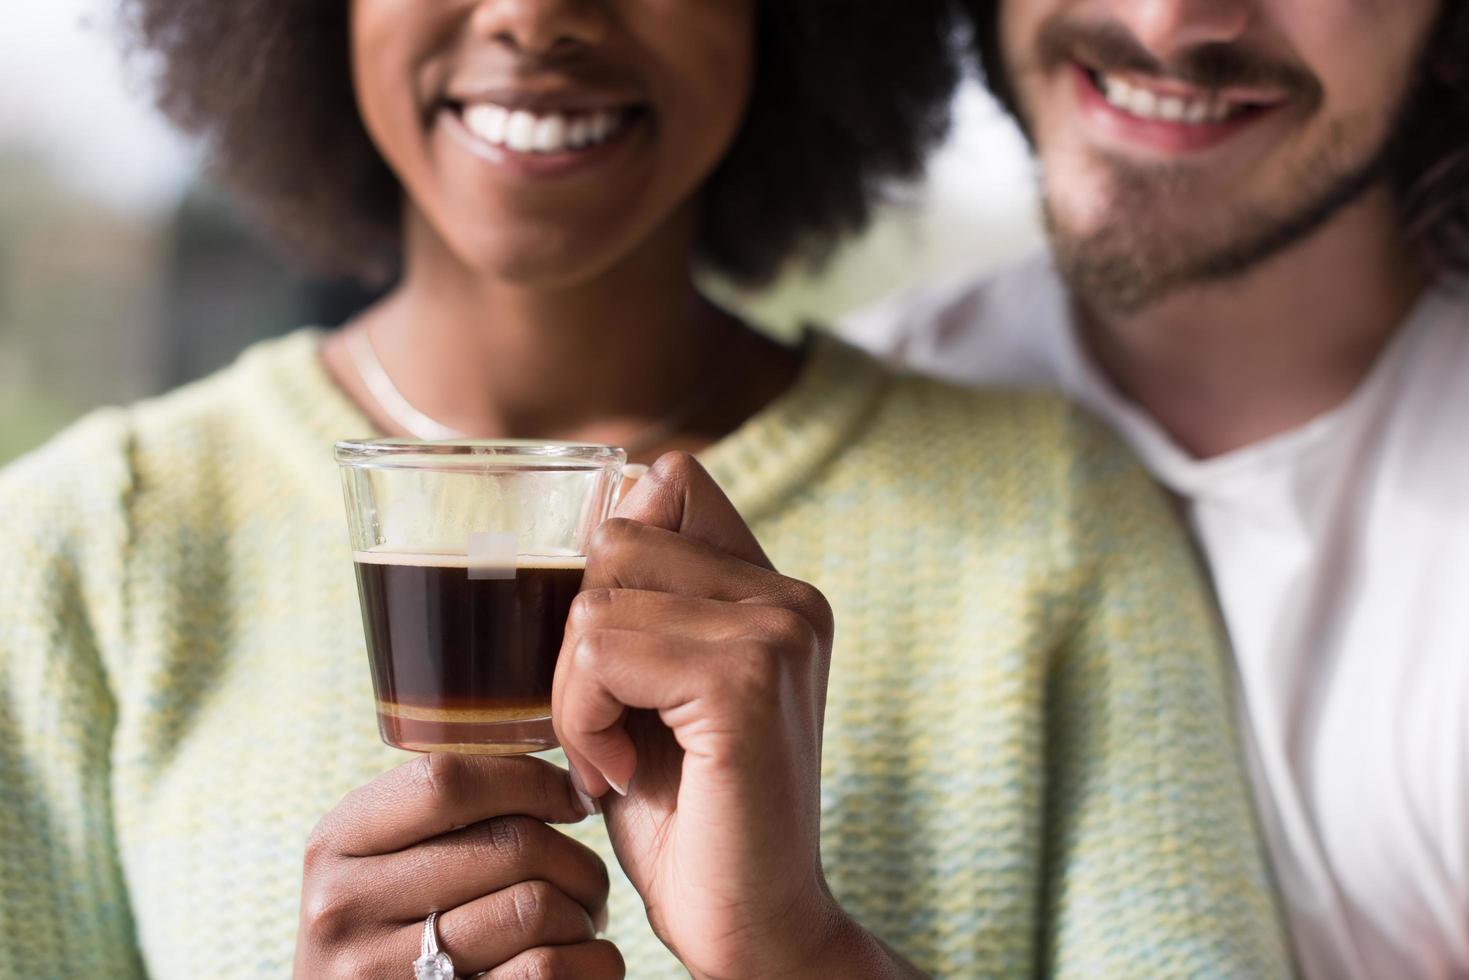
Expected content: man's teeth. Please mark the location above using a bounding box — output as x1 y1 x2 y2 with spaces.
1097 72 1237 125
461 104 628 154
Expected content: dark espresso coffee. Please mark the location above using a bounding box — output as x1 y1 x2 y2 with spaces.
353 551 584 753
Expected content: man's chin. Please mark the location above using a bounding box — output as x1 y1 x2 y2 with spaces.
1043 164 1387 316
1047 220 1186 316
1041 185 1220 315
1038 109 1394 317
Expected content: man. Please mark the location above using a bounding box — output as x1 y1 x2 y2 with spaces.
847 1 1469 977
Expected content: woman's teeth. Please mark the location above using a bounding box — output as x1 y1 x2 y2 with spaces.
1095 71 1241 125
461 104 630 154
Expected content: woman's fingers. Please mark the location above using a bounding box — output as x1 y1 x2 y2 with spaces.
296 757 621 978
430 881 603 975
360 816 611 921
557 522 832 798
483 939 625 979
555 629 713 797
582 519 830 636
298 817 612 964
310 754 589 858
614 451 770 569
554 620 822 797
568 588 796 644
582 518 768 598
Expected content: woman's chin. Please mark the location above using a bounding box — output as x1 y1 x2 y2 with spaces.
422 232 629 289
466 253 620 289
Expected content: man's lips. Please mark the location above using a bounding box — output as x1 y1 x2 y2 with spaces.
1080 59 1288 123
1072 62 1288 155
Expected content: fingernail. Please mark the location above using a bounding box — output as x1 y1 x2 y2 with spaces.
568 767 601 816
602 773 628 797
593 905 610 935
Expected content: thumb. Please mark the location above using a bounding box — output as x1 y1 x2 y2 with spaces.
615 452 771 570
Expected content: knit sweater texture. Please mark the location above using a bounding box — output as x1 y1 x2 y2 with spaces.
0 330 1289 977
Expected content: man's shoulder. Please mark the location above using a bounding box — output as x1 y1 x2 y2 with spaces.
841 251 1075 387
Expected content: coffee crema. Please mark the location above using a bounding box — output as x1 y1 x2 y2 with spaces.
353 550 584 754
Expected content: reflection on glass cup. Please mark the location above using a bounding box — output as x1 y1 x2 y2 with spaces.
335 440 625 754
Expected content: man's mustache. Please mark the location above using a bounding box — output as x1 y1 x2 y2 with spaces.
1036 17 1322 104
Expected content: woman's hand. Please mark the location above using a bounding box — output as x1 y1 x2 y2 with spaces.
553 453 861 978
293 754 623 979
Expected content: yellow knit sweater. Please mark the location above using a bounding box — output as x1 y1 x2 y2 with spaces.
0 330 1289 977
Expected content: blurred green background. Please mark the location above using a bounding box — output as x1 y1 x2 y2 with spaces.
1 2 1042 466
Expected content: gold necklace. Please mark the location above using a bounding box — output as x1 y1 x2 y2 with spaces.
345 324 746 456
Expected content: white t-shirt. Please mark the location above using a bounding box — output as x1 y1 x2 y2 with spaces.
845 254 1469 980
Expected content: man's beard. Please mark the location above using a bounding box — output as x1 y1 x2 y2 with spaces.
1044 122 1389 316
1027 14 1395 316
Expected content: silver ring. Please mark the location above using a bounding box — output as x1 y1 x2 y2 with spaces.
414 911 456 980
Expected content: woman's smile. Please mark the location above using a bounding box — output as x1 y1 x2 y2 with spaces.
352 0 753 284
439 96 650 179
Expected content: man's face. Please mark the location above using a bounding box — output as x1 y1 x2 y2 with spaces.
999 0 1440 314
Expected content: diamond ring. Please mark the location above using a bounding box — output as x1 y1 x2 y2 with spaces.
414 911 456 980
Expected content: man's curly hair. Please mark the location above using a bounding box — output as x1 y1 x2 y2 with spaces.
123 0 961 287
963 1 1469 275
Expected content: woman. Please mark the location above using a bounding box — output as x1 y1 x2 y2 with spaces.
0 0 1288 976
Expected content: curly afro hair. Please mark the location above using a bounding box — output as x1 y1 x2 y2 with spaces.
124 0 962 287
962 0 1469 276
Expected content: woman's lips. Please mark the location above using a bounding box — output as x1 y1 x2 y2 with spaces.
439 102 647 178
458 102 639 155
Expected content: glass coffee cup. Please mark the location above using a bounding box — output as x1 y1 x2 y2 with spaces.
335 440 625 754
